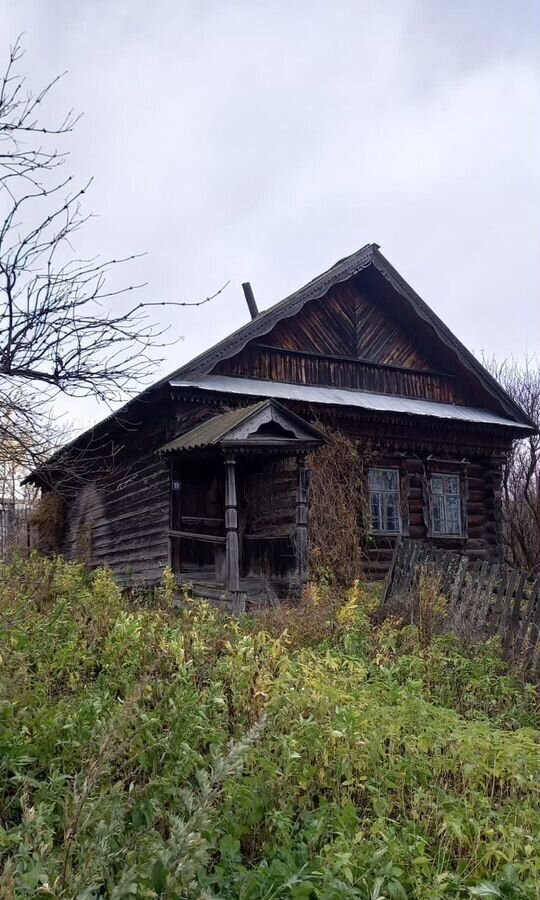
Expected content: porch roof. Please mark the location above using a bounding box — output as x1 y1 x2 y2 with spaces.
158 398 326 454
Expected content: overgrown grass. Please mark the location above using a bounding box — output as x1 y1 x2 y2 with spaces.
1 556 539 898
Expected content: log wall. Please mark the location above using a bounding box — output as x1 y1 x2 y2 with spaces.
50 391 511 590
361 452 505 580
57 394 185 585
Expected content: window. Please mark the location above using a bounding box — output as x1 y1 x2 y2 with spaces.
431 474 462 535
368 468 401 533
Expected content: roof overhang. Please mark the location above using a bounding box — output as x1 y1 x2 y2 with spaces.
170 375 534 432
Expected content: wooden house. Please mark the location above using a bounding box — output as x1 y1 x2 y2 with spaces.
27 243 534 609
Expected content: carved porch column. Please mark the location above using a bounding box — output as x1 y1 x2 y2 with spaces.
296 454 310 589
224 456 244 612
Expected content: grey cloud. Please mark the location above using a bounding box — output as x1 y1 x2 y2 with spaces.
2 0 539 430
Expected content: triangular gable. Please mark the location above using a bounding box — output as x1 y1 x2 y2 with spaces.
172 245 532 427
158 399 327 454
259 280 436 370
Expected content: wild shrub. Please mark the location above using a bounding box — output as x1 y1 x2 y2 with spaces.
379 566 450 648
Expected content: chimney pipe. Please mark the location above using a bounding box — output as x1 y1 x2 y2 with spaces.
242 282 258 320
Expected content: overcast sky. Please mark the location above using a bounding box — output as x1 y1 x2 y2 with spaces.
3 0 540 431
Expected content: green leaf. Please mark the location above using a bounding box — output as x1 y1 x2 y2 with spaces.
150 858 168 894
469 884 503 897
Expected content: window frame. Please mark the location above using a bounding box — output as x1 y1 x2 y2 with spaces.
367 466 402 535
430 472 463 537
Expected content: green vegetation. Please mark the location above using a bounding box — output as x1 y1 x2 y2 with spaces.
1 557 539 899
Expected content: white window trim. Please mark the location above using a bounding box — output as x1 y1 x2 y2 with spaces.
368 467 402 535
430 472 463 537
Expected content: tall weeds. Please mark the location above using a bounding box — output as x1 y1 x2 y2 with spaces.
1 556 539 899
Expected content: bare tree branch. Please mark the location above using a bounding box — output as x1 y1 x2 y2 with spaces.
484 355 540 574
0 37 227 490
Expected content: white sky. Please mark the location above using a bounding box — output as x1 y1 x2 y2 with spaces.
3 0 540 433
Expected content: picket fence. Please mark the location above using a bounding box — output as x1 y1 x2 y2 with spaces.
383 540 540 674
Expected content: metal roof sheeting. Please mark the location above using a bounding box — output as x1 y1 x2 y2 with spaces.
170 375 531 430
158 398 328 454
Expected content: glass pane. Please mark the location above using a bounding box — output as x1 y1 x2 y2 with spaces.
369 469 398 491
370 493 382 531
445 475 459 495
445 496 461 534
384 493 400 532
431 475 444 495
432 494 445 533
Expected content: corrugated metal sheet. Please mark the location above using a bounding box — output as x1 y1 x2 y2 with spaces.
159 402 267 453
159 397 328 454
170 375 531 430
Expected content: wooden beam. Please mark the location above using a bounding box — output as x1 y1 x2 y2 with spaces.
224 457 240 595
168 530 225 544
251 342 456 380
295 455 309 588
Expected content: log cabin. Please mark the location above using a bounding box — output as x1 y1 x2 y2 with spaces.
26 243 535 610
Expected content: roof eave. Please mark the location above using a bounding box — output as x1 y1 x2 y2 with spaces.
369 248 535 430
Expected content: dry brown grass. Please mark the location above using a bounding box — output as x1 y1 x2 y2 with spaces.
252 582 340 649
379 566 450 649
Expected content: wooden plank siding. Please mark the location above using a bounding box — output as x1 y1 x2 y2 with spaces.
213 278 472 405
61 452 170 584
215 344 459 403
262 280 436 368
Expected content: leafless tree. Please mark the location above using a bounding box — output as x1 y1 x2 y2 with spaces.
0 37 227 478
484 356 540 574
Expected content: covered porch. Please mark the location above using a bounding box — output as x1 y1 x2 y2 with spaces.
159 400 326 611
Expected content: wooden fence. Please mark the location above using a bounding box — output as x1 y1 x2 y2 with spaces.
383 540 540 674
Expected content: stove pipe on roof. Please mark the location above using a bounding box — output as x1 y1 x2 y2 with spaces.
242 282 258 320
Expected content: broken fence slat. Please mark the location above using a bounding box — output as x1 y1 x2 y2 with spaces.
383 541 540 669
488 571 508 636
514 577 540 661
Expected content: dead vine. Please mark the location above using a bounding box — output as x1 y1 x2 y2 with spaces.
307 423 372 585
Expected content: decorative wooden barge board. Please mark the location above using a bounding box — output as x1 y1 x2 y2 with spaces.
25 243 536 603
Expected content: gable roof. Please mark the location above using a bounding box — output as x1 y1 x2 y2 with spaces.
170 243 532 427
24 242 536 482
158 399 327 454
